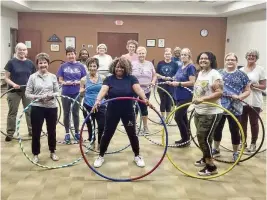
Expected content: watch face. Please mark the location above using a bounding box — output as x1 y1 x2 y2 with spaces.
200 29 208 37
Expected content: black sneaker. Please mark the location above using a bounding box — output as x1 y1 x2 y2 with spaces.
194 158 206 167
198 164 218 176
5 136 12 142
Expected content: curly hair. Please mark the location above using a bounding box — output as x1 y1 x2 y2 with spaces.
66 46 76 55
126 40 138 49
245 49 259 60
85 57 99 69
35 52 50 65
196 51 217 69
78 48 90 60
109 57 132 76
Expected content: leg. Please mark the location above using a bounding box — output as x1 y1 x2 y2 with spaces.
6 92 21 138
61 96 72 133
71 94 80 134
138 92 150 130
21 91 32 135
157 88 167 117
99 106 120 156
45 107 58 154
31 106 45 155
249 107 261 144
95 105 106 145
240 105 249 144
213 115 227 150
174 99 191 142
121 107 139 157
82 103 95 141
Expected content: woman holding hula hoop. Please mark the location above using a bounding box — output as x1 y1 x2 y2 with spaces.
92 57 152 168
212 53 250 161
192 52 223 176
166 48 196 146
132 46 157 134
80 57 106 149
240 49 266 152
25 53 59 163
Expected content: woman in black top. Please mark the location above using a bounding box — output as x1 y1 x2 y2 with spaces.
4 43 36 141
92 57 151 168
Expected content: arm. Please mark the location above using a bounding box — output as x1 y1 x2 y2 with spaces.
80 77 86 93
95 85 109 102
168 75 196 87
25 76 41 100
4 71 20 89
232 83 251 100
132 84 148 100
151 67 157 85
251 79 266 90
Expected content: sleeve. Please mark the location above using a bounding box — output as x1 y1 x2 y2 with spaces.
52 75 59 96
131 75 139 86
4 60 13 72
156 62 161 74
103 76 110 86
80 64 87 78
57 65 64 78
212 70 222 84
187 64 196 77
25 75 36 100
259 66 266 81
173 62 179 74
242 72 250 88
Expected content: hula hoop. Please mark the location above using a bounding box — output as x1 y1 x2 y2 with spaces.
79 97 169 182
70 83 132 154
0 85 46 141
163 101 245 179
16 94 91 169
149 84 176 126
188 96 265 163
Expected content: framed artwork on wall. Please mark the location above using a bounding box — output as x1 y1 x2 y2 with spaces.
65 36 76 49
158 39 165 48
50 44 59 52
146 39 156 47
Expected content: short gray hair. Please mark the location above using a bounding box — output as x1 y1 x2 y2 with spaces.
245 49 259 60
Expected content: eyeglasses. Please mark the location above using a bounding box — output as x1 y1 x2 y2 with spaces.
181 54 189 57
247 55 256 57
226 59 237 62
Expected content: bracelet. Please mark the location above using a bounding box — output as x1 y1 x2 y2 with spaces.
178 82 182 87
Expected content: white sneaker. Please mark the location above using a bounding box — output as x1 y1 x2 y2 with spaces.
143 126 150 135
32 155 39 163
94 156 104 168
247 144 256 153
50 153 59 161
134 155 145 167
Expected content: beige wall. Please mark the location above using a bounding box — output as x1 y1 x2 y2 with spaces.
18 13 227 72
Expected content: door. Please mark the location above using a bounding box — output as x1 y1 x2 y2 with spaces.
18 29 41 63
97 32 138 58
10 28 18 59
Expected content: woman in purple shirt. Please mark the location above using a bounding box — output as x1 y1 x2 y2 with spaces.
166 48 196 146
57 47 87 144
132 46 157 134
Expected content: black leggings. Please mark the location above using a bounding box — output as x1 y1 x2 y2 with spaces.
174 98 192 141
99 104 139 157
135 92 150 116
214 114 241 145
31 106 57 155
82 103 105 144
158 88 172 113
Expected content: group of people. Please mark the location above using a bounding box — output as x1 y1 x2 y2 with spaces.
4 39 266 176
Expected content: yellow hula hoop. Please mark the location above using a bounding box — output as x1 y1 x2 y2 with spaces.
161 101 245 179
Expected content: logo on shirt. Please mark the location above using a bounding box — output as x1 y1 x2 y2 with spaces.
161 65 172 76
63 66 81 74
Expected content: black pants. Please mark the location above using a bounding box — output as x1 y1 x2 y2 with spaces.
83 103 105 144
31 106 57 155
100 103 139 157
158 88 172 112
61 93 80 133
135 92 150 116
174 98 192 141
214 114 241 145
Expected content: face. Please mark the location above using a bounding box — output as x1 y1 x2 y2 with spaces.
174 50 181 57
88 62 98 75
164 51 172 60
127 44 136 54
98 46 106 55
246 53 257 64
66 52 76 62
137 49 146 62
115 62 125 77
16 46 28 59
198 53 211 70
225 55 237 69
38 59 49 73
180 50 190 63
80 50 89 61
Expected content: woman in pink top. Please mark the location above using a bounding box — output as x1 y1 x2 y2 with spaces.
132 46 157 134
122 40 139 62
